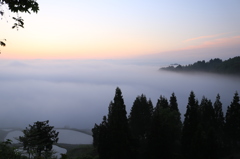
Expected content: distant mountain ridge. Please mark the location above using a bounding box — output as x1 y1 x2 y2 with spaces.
161 56 240 75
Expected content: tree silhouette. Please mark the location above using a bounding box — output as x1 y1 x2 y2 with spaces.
182 91 199 159
92 89 240 159
161 56 240 75
92 87 133 159
148 95 182 159
19 120 59 158
196 97 215 158
128 94 153 158
225 92 240 153
107 87 133 159
213 94 225 157
92 116 110 159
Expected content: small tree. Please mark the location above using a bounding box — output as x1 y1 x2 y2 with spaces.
19 120 59 158
0 139 26 159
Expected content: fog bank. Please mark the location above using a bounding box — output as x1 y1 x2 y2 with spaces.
0 59 239 129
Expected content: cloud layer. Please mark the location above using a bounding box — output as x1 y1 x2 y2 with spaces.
0 59 239 129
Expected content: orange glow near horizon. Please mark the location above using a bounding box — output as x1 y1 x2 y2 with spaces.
1 0 240 60
1 34 240 60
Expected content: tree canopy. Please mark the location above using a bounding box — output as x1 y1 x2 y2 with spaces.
18 120 59 158
161 56 240 75
92 87 133 159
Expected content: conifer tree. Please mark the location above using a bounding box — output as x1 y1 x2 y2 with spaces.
148 95 181 159
169 92 182 131
92 87 133 159
156 95 169 110
129 94 153 139
214 94 224 132
225 92 240 151
92 116 111 159
169 92 182 155
107 87 133 159
169 93 179 112
195 97 215 158
128 94 153 158
99 116 111 159
182 91 199 159
213 94 225 156
92 124 99 148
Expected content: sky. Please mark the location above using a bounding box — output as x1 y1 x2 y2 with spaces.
0 0 240 61
0 1 239 130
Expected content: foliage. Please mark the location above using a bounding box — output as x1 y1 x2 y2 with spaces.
213 94 225 157
147 95 182 159
0 0 39 47
161 56 240 75
0 139 27 159
196 97 216 158
225 92 240 153
92 116 109 159
129 94 153 140
181 91 200 158
92 88 240 159
107 87 133 159
92 87 134 159
128 94 153 159
18 120 59 158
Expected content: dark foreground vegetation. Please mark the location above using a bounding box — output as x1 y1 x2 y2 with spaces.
92 87 240 159
1 87 239 159
161 56 240 75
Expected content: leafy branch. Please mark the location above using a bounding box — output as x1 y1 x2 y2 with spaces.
0 0 39 51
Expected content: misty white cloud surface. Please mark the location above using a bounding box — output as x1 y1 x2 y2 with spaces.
0 59 239 129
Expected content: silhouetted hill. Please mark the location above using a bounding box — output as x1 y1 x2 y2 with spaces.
161 56 240 75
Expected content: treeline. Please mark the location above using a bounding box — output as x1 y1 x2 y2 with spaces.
161 56 240 75
92 87 240 159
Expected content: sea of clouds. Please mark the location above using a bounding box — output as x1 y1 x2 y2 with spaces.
0 59 239 129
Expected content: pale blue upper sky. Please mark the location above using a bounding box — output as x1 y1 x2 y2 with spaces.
1 0 240 60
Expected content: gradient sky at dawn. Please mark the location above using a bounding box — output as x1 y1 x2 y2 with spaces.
0 0 240 130
1 0 240 60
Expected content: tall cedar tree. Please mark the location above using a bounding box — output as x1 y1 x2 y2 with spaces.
213 94 225 156
92 116 110 159
108 87 133 159
169 93 179 112
195 97 216 159
128 94 153 159
92 88 133 159
148 95 182 159
225 92 240 152
169 93 182 155
169 92 182 133
182 91 199 159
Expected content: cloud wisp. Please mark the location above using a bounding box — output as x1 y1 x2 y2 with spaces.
183 33 225 43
